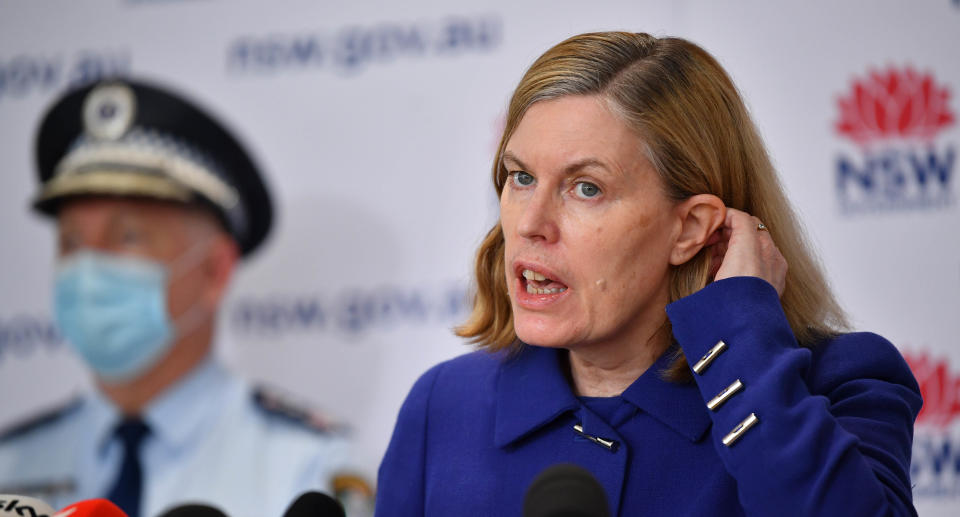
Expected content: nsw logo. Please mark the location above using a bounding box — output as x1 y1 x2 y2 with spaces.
905 351 960 428
833 67 956 213
903 350 960 497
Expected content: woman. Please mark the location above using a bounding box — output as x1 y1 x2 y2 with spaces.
376 32 921 516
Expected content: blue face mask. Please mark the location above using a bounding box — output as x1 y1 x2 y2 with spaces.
53 249 205 383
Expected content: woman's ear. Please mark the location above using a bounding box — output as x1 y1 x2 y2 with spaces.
670 194 725 265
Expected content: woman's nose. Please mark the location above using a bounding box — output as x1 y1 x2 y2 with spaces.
516 190 560 244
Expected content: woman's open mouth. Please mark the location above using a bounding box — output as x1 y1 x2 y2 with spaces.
521 269 568 295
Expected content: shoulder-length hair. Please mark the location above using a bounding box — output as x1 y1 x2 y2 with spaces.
457 32 848 379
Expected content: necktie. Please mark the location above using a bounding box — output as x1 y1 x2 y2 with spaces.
106 417 151 517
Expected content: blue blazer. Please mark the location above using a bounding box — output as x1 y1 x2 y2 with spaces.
376 278 922 516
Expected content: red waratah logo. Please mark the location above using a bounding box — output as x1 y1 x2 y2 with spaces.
903 351 960 427
836 67 955 145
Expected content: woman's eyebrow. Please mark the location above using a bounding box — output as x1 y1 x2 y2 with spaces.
562 157 610 176
501 150 529 171
502 151 612 177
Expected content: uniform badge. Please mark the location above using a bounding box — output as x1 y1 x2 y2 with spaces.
82 83 136 141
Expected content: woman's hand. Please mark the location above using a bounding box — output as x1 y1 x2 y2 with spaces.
707 208 787 296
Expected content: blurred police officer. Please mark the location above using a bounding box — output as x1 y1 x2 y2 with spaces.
0 79 350 517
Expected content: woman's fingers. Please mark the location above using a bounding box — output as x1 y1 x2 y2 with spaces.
711 208 787 296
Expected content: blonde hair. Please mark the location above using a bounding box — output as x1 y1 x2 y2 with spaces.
456 32 849 379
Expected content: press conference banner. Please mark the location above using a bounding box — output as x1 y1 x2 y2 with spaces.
1 1 958 514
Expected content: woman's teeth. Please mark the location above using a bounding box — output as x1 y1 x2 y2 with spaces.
522 269 547 281
526 285 566 294
522 269 567 295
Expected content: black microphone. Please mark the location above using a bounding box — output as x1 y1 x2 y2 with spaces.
156 504 227 517
523 464 611 517
281 492 344 517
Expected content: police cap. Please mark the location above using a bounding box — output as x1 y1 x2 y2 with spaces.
32 77 272 257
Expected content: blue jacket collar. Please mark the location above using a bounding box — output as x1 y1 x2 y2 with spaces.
494 345 711 448
619 348 712 442
494 345 579 448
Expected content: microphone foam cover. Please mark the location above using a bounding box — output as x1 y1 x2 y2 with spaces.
54 499 127 517
157 504 228 517
282 492 345 517
0 495 56 517
523 463 611 517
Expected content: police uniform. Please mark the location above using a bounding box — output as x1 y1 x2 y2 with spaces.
0 361 349 517
0 78 354 516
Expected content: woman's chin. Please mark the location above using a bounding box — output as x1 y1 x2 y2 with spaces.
514 323 577 350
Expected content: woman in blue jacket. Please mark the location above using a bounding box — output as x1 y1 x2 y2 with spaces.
376 32 922 516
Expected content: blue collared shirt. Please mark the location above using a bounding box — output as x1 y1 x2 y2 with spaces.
0 360 350 517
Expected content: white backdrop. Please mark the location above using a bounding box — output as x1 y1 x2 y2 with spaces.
1 1 958 514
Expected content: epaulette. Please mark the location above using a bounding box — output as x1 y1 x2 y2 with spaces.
252 387 345 435
0 397 83 442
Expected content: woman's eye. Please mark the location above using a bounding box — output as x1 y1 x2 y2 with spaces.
574 182 601 199
511 171 535 187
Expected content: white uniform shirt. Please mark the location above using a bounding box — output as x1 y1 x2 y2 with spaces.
0 360 350 517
